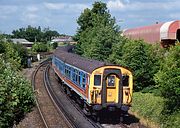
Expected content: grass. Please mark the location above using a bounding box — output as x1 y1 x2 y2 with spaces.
130 92 180 128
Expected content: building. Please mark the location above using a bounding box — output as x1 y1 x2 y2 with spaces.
123 20 180 47
51 36 77 45
11 38 33 49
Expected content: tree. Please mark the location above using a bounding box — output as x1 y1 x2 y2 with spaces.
155 45 180 112
43 30 59 42
0 57 34 127
115 39 156 91
12 26 59 42
0 41 5 54
32 42 49 52
74 1 120 61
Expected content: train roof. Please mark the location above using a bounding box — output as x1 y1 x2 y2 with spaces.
54 46 114 73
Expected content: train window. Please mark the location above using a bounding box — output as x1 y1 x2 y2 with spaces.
122 75 129 86
78 72 81 85
107 76 115 87
68 66 71 78
75 69 78 82
72 69 76 81
94 75 101 86
82 73 86 88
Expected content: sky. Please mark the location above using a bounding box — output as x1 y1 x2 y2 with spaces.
0 0 180 35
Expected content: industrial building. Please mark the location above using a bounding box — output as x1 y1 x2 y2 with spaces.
123 20 180 47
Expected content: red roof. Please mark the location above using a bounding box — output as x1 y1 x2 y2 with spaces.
123 20 180 44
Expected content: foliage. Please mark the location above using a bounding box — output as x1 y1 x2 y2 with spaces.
12 26 59 42
3 42 22 69
108 36 129 64
12 43 28 67
112 39 157 91
0 41 5 54
0 58 34 127
74 1 120 61
32 42 49 52
131 92 165 124
52 42 58 49
162 109 180 128
2 42 28 69
155 45 180 112
131 92 180 128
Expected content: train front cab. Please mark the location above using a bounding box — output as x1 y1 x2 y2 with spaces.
89 66 133 114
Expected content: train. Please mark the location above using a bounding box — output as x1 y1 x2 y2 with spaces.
52 46 133 120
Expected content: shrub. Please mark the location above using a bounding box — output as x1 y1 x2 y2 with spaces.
3 42 22 69
52 42 58 49
32 42 49 52
0 41 5 54
131 92 180 128
116 40 156 91
0 58 34 127
131 92 165 124
155 45 180 112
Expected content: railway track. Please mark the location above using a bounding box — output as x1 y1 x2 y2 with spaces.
45 64 102 128
32 60 71 128
47 65 129 128
32 59 129 128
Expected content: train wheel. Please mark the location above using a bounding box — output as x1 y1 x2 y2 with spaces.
120 116 123 122
96 116 100 122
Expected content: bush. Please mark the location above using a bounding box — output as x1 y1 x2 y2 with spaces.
131 92 180 128
131 92 165 124
162 109 180 128
12 43 28 68
0 41 5 54
155 45 180 112
52 42 58 49
0 58 34 127
3 42 22 69
32 42 49 52
115 39 156 91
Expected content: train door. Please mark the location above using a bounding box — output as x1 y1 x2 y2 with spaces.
102 69 123 105
106 75 118 103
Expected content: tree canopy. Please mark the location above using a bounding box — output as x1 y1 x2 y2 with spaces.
74 1 120 61
155 45 180 112
12 26 59 42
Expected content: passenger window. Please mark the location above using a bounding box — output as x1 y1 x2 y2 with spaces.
94 75 101 86
122 75 129 86
82 73 86 88
107 76 115 87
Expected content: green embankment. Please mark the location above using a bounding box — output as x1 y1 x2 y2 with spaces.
130 92 180 128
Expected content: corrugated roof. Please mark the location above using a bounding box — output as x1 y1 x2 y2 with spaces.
11 38 33 45
54 46 111 73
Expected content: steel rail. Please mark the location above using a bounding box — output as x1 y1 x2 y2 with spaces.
32 60 50 128
44 65 75 128
45 65 102 128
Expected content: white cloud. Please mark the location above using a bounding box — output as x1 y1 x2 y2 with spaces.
130 1 180 11
0 5 18 14
21 12 38 24
107 0 180 11
26 6 39 12
44 2 89 12
107 0 125 10
44 3 66 10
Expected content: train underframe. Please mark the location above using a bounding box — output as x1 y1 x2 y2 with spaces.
55 72 129 122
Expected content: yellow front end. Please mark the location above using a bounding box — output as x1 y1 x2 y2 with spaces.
89 66 133 108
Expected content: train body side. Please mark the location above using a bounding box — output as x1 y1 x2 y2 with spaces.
52 56 90 102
